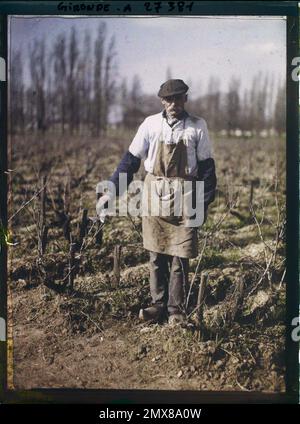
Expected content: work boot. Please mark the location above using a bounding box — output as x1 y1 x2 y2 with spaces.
139 306 165 323
168 313 186 326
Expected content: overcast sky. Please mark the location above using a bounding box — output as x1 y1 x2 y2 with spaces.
9 15 286 96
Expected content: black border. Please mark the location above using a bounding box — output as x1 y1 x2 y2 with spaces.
286 11 299 399
0 1 297 16
0 11 7 407
0 1 298 405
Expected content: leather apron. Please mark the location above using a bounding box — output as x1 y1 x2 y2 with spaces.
142 119 198 258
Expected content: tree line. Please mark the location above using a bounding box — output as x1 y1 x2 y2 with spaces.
187 74 285 136
11 23 117 137
10 24 285 137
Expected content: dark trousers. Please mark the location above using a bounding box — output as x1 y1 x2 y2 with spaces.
149 251 189 315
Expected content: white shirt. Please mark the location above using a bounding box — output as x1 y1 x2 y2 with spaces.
128 111 213 177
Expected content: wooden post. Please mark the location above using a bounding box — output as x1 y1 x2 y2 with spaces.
229 275 245 323
95 193 103 246
41 226 48 255
64 173 71 215
78 208 88 247
63 214 71 242
95 221 103 246
113 245 122 287
38 175 47 257
68 242 76 290
196 273 208 339
249 180 254 206
40 175 46 224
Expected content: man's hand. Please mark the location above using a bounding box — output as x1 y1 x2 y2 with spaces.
96 193 113 223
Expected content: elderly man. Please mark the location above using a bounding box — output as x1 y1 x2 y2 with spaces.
97 79 216 325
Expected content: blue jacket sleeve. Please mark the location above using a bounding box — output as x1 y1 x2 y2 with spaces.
109 150 141 196
197 158 217 211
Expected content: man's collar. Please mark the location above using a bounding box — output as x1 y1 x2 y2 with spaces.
162 109 188 127
162 109 189 121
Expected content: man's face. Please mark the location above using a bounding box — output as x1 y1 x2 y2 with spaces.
161 93 187 118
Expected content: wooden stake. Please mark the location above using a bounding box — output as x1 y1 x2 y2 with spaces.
95 193 103 246
63 214 71 242
229 275 245 323
41 225 48 255
40 175 47 224
38 175 47 257
68 242 76 290
113 245 122 287
196 272 208 339
95 221 103 246
78 208 88 247
250 180 254 205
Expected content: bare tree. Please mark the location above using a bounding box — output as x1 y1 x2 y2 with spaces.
80 30 93 135
46 47 55 132
131 75 142 106
67 27 80 135
120 77 128 122
103 35 117 134
10 50 25 134
24 87 36 132
274 80 286 135
53 33 67 134
206 76 221 132
240 88 251 132
266 73 275 134
226 76 240 136
29 39 47 132
122 74 144 128
256 72 268 132
93 22 107 137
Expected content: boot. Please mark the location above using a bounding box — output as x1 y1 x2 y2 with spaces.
139 305 165 323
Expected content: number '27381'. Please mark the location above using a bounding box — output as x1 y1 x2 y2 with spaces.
144 2 194 13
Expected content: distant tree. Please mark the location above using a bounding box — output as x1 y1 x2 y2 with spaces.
46 49 55 131
67 27 80 135
186 85 207 120
10 50 25 134
11 24 120 136
93 22 106 137
266 73 275 132
274 81 286 135
240 88 251 132
122 75 144 128
256 72 268 132
142 94 161 116
103 35 117 134
29 39 47 132
120 78 128 114
206 76 221 132
226 76 240 135
24 87 36 132
131 74 143 107
53 33 67 134
80 30 93 135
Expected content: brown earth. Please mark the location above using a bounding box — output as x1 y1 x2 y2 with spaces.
8 133 286 394
10 262 285 392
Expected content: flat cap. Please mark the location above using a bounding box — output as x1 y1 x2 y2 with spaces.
158 79 189 98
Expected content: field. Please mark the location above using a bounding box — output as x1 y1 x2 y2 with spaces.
8 129 286 393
